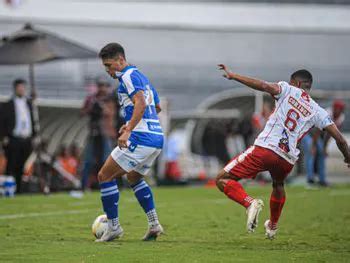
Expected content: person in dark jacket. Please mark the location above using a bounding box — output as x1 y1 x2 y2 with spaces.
0 79 36 193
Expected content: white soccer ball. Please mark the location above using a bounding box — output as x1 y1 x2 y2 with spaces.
92 214 108 239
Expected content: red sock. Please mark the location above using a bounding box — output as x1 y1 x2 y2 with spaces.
223 180 254 208
269 193 286 229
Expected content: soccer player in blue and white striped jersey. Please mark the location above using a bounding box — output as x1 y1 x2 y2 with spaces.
96 43 164 242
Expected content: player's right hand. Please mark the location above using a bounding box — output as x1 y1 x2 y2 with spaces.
118 124 131 149
218 64 234 80
118 131 130 149
119 124 128 134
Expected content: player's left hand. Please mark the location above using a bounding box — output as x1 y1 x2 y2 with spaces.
118 125 131 148
218 64 234 80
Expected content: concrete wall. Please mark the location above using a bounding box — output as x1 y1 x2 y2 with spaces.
0 2 350 111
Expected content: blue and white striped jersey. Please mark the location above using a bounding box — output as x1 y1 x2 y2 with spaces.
117 65 164 149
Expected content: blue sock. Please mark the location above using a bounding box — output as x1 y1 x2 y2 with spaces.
131 180 159 226
100 180 119 229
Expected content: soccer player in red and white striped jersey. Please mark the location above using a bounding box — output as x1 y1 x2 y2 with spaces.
216 64 350 239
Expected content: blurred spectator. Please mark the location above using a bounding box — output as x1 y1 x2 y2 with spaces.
0 145 6 175
225 123 245 158
33 139 53 194
301 99 346 187
324 99 346 153
165 130 183 181
238 114 253 148
69 143 81 171
0 79 35 193
80 78 120 190
56 145 78 182
45 144 81 191
202 120 230 163
302 129 327 186
251 102 273 137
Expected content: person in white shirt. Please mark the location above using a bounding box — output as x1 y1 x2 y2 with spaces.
0 79 35 193
215 65 350 240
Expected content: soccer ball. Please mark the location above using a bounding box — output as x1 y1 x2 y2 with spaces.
92 214 108 239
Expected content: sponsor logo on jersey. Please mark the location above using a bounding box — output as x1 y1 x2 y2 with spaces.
288 96 311 117
128 160 137 167
278 129 290 153
128 143 137 153
147 122 162 133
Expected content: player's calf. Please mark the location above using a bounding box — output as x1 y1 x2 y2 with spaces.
268 181 286 230
97 157 127 242
216 170 264 232
129 174 163 241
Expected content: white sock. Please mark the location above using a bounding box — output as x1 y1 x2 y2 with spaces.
146 209 159 227
108 218 119 231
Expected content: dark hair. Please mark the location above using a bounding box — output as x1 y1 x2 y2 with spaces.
99 43 125 60
13 78 26 89
290 69 313 90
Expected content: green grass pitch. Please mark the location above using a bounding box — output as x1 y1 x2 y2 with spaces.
0 185 350 262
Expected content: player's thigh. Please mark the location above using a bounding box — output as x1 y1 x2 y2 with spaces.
216 169 241 192
126 170 144 185
269 158 294 182
223 146 265 180
133 148 161 176
111 144 156 174
126 148 160 185
98 155 127 183
216 168 241 181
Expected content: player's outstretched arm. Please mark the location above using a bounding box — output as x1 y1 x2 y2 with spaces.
218 64 280 96
324 124 350 168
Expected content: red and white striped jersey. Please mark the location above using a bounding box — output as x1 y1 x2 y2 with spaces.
254 81 334 164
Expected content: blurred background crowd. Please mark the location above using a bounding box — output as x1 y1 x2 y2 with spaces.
0 0 349 195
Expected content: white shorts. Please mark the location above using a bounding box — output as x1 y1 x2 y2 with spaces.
110 143 161 176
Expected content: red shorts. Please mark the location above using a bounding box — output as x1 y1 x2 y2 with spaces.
224 145 293 181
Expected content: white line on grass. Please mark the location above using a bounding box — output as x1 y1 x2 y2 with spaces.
329 189 350 196
0 198 231 220
0 209 97 220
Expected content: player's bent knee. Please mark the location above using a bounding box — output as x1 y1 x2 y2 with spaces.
272 181 284 188
127 172 143 185
216 169 232 192
97 171 104 183
215 172 223 191
216 173 227 192
97 171 110 183
216 179 225 192
272 180 285 194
